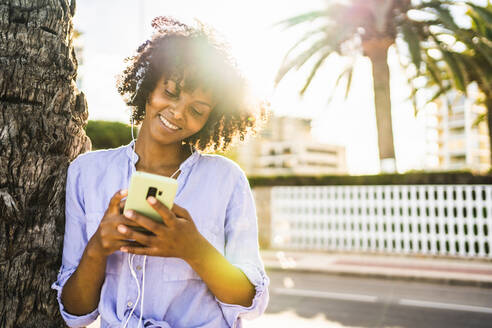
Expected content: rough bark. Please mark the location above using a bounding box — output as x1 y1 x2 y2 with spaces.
487 97 492 168
363 38 396 172
0 0 90 326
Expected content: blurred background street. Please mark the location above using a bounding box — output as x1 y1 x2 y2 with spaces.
262 270 492 328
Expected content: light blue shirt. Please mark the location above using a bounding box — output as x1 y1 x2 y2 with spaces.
52 140 270 327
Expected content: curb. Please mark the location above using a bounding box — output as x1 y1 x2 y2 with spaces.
261 250 492 288
264 265 492 288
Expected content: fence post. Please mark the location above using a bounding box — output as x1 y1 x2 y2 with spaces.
253 186 272 249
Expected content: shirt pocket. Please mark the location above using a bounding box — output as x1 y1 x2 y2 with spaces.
85 211 123 275
152 222 220 281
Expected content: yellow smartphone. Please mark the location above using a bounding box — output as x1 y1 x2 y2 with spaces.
124 171 178 225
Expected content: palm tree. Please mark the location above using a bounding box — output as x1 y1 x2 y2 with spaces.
405 2 492 165
0 0 90 326
275 0 477 173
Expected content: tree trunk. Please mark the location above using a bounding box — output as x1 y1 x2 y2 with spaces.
0 0 90 326
363 38 396 173
487 97 492 169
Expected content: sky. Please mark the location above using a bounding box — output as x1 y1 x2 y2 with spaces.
73 0 436 175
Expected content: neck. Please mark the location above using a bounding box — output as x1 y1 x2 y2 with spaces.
133 125 191 175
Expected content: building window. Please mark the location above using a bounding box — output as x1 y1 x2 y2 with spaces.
306 147 337 155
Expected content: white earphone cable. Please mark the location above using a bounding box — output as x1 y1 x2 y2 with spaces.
122 254 140 328
138 255 147 328
124 118 191 327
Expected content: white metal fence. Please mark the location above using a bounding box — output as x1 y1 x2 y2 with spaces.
271 185 492 258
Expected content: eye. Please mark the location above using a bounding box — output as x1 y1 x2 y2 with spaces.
164 89 177 98
191 107 203 116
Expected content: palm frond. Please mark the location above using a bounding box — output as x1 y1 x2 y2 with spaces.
468 9 488 35
440 49 467 92
422 52 444 88
461 53 492 94
466 2 492 29
344 66 354 99
275 36 337 85
326 63 355 104
280 25 332 64
472 112 487 128
431 5 461 31
429 85 452 103
401 23 422 71
300 51 333 95
273 10 327 30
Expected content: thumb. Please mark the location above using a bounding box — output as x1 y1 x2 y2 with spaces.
108 189 127 215
171 203 192 220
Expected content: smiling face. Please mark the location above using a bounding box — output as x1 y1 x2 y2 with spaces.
143 74 215 146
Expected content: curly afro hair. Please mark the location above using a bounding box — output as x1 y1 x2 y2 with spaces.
117 16 269 153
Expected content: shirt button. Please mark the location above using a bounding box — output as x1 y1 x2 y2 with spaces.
136 265 142 270
127 301 133 307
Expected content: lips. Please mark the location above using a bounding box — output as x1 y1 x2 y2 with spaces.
158 114 181 131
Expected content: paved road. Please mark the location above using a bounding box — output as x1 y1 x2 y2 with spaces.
266 269 492 328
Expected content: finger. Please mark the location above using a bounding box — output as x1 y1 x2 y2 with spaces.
110 214 140 230
123 209 165 234
98 239 131 254
170 203 192 220
125 240 145 248
119 199 127 214
107 189 128 215
118 221 142 233
117 224 153 246
120 245 154 255
146 197 176 227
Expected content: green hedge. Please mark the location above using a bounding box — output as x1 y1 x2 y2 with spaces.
248 171 492 187
85 120 138 150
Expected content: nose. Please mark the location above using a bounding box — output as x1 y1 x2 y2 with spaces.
169 99 186 120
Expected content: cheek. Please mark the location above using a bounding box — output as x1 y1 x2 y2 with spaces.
189 120 207 134
147 93 167 109
186 116 209 135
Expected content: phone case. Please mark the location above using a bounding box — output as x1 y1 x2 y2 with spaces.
123 171 178 224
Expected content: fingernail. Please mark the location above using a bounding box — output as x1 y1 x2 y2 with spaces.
120 247 128 253
124 210 134 218
120 189 128 196
117 225 127 233
147 196 156 204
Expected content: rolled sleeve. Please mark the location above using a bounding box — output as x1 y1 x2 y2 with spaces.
51 160 99 327
216 171 270 327
52 266 99 327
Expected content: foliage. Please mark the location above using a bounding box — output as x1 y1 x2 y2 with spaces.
85 120 138 150
248 171 492 187
402 1 492 117
275 0 490 105
212 145 239 163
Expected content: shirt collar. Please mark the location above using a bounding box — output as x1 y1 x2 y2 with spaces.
126 140 201 172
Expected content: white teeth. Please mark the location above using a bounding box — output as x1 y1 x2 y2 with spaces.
159 115 179 130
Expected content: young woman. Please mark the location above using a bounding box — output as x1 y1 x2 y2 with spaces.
52 17 270 328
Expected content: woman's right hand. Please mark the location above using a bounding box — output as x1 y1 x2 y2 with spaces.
87 189 136 259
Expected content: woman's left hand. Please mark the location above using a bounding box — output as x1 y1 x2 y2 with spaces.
118 196 206 262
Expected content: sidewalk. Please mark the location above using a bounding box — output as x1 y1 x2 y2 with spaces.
261 249 492 287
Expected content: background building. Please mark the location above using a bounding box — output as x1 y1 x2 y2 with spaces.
424 85 490 173
237 115 347 176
